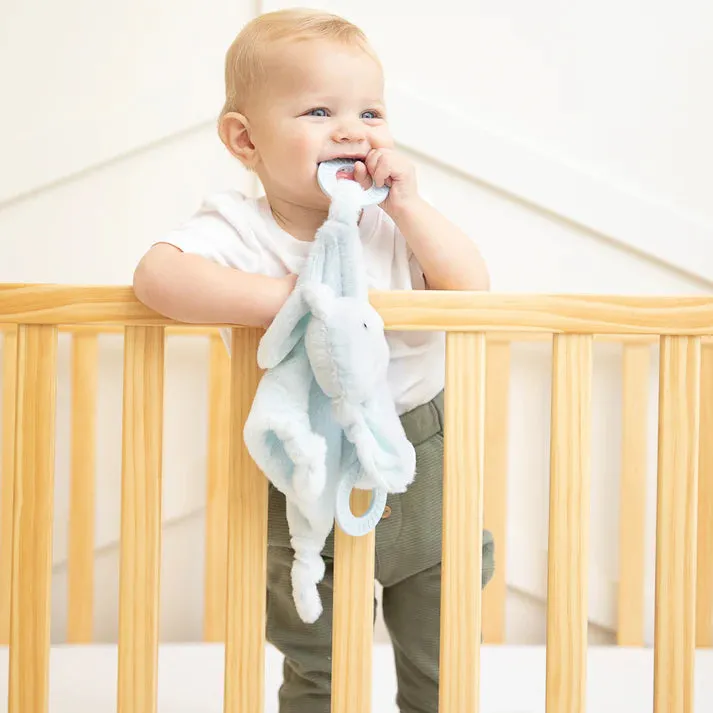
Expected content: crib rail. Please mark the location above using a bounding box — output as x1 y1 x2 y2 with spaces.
0 284 712 713
3 283 713 331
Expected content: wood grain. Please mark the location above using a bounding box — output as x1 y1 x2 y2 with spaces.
2 284 713 334
697 342 713 648
223 328 267 713
332 489 376 713
0 327 17 645
8 325 58 713
117 326 165 713
654 336 700 713
4 324 697 343
546 334 592 713
372 292 713 334
440 332 486 713
204 334 231 642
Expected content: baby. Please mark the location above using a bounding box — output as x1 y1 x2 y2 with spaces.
133 8 494 713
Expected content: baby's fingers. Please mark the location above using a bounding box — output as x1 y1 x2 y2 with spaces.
353 161 372 191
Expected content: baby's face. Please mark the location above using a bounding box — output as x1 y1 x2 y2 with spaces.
248 39 394 208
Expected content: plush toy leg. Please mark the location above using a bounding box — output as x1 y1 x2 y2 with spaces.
286 499 331 624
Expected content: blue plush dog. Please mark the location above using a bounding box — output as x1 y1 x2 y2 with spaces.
243 179 416 623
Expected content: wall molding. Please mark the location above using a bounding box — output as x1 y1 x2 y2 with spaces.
387 86 713 287
3 84 711 288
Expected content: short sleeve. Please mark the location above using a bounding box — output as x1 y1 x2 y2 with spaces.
155 190 266 274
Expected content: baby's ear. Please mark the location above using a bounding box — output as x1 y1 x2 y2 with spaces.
302 283 335 321
257 287 310 368
218 112 259 170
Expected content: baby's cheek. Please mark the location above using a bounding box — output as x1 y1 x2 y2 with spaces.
277 126 306 154
372 126 395 150
292 130 321 157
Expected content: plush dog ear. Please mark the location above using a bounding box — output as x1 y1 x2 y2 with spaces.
257 287 311 369
257 221 337 369
301 282 336 321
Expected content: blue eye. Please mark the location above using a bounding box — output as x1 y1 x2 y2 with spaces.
308 108 328 117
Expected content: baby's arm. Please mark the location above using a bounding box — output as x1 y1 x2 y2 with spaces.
133 243 296 328
356 148 490 291
391 197 490 292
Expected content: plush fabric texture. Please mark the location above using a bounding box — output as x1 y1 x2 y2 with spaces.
243 179 416 623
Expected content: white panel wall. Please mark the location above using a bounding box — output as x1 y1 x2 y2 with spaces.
0 0 252 204
308 0 713 223
1 0 711 647
0 129 249 284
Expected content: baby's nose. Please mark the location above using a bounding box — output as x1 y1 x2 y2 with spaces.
332 121 366 143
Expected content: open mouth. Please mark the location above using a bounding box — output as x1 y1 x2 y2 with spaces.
317 156 388 204
319 155 367 165
320 156 366 181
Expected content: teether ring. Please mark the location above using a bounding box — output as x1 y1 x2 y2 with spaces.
318 158 389 206
335 468 388 536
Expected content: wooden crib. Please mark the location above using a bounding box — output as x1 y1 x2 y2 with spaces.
0 284 711 713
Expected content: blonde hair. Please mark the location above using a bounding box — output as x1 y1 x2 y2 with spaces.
219 8 380 118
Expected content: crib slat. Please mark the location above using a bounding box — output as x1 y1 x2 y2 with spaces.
117 326 165 713
654 336 700 712
483 339 510 644
8 325 58 713
546 334 592 713
617 342 649 646
440 332 486 713
223 328 267 713
67 333 98 643
333 489 376 713
0 327 17 645
697 342 713 648
204 334 230 642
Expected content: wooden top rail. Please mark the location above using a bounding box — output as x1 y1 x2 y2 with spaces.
0 323 672 344
6 324 220 337
2 284 713 333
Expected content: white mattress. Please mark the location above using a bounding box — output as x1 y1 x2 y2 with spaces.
0 643 711 712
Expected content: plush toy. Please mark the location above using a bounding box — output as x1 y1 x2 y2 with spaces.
243 171 416 623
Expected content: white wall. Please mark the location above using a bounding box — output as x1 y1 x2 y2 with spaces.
1 0 712 647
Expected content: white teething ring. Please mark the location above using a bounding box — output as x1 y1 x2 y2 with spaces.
318 158 389 207
335 473 387 536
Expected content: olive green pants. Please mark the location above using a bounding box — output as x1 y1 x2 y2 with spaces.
265 390 495 713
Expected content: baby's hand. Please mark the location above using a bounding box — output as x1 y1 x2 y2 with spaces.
353 148 418 216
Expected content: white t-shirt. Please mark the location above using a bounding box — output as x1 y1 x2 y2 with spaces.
158 189 445 415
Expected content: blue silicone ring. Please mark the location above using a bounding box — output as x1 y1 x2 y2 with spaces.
318 158 389 207
335 475 387 536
